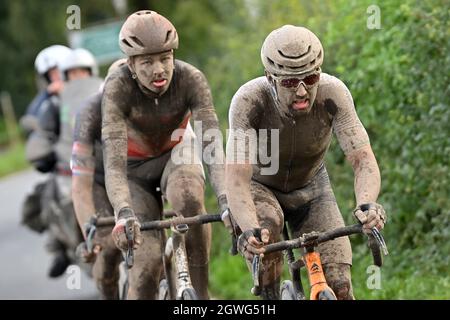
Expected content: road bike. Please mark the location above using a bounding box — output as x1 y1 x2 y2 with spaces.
251 221 388 300
91 211 223 300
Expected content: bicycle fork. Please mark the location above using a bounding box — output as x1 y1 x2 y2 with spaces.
164 223 193 300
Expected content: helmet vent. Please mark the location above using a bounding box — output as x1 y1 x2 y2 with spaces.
165 30 172 43
130 36 144 48
121 39 133 48
267 57 275 66
278 45 311 59
137 11 152 15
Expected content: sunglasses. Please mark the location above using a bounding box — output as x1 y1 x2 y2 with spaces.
272 73 321 89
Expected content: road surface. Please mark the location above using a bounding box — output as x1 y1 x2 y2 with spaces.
0 169 98 299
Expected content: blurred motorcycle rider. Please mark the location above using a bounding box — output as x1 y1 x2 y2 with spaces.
25 47 103 277
21 45 70 246
20 45 71 136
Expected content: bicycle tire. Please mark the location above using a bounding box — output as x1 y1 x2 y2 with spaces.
318 289 337 300
180 288 199 300
280 280 298 300
158 279 170 300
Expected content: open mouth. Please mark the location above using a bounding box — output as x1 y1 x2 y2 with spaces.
152 79 167 88
292 99 309 110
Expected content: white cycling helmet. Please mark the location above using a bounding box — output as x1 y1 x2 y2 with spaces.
59 48 99 80
34 45 72 75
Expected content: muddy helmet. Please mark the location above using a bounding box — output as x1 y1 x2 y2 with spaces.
119 10 178 57
261 25 323 76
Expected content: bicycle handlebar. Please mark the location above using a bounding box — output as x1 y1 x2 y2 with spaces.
94 213 222 230
263 224 384 267
140 214 222 230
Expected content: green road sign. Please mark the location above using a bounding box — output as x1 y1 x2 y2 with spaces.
68 20 126 65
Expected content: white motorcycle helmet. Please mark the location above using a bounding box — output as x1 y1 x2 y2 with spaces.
34 45 72 81
59 48 99 80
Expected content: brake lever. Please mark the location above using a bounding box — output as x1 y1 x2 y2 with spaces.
125 220 135 268
84 216 99 253
371 227 389 256
86 225 96 253
251 255 262 296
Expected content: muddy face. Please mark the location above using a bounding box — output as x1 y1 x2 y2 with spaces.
131 51 174 95
272 73 319 116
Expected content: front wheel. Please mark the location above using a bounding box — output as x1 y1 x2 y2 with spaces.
318 289 337 300
280 280 298 300
180 288 199 300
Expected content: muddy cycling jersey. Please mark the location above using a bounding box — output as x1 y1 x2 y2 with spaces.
71 90 190 181
228 73 370 193
71 92 104 180
102 60 225 212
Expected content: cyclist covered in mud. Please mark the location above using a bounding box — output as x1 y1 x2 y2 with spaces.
71 59 127 299
226 25 387 300
102 11 226 299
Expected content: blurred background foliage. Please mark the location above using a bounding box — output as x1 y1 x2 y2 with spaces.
0 0 448 299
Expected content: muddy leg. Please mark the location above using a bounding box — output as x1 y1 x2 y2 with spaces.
250 181 284 300
323 263 354 300
126 180 163 300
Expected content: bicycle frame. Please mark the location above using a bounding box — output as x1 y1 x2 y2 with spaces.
163 223 195 300
283 225 336 300
302 247 336 300
93 211 222 300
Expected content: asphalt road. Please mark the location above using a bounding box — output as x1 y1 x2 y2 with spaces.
0 169 98 299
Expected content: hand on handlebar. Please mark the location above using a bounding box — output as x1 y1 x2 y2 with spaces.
111 207 143 252
353 202 387 234
76 217 102 263
76 241 101 263
237 228 270 262
354 203 389 256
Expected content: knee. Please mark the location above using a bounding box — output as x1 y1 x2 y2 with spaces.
329 279 353 300
324 263 354 300
166 167 205 215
